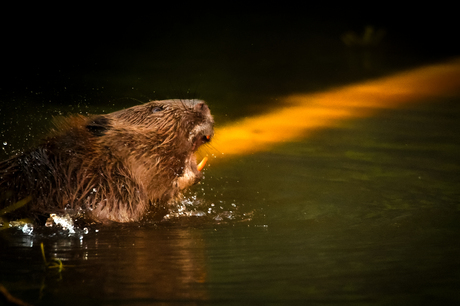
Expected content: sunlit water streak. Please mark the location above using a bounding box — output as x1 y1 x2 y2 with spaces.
205 58 460 159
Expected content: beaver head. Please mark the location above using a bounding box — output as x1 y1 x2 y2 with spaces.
85 99 214 221
109 100 212 179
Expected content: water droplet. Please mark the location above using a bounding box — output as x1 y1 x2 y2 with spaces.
21 223 34 235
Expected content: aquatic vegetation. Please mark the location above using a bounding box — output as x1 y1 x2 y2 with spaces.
0 284 32 306
40 242 66 273
0 196 32 216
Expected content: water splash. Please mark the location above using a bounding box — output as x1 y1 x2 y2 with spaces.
164 192 256 224
3 220 35 235
3 213 93 238
163 194 207 220
21 223 34 235
49 214 76 234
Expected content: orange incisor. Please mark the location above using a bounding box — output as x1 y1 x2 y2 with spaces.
197 157 208 172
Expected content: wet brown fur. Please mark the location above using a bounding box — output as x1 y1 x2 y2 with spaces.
0 100 214 223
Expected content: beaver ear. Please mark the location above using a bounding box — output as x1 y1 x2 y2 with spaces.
86 116 111 137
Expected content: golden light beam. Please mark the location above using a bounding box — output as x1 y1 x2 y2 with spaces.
203 57 460 160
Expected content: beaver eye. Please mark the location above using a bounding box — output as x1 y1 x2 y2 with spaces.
151 106 163 113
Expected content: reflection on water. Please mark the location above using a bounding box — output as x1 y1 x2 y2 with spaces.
1 225 210 305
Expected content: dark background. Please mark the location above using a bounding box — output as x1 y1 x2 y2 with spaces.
2 4 458 98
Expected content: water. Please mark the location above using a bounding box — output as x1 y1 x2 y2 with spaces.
1 10 460 306
2 98 459 305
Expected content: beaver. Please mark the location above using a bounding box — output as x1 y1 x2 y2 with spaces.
0 99 214 223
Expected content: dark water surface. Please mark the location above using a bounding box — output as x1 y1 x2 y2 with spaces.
1 9 460 306
2 98 460 305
